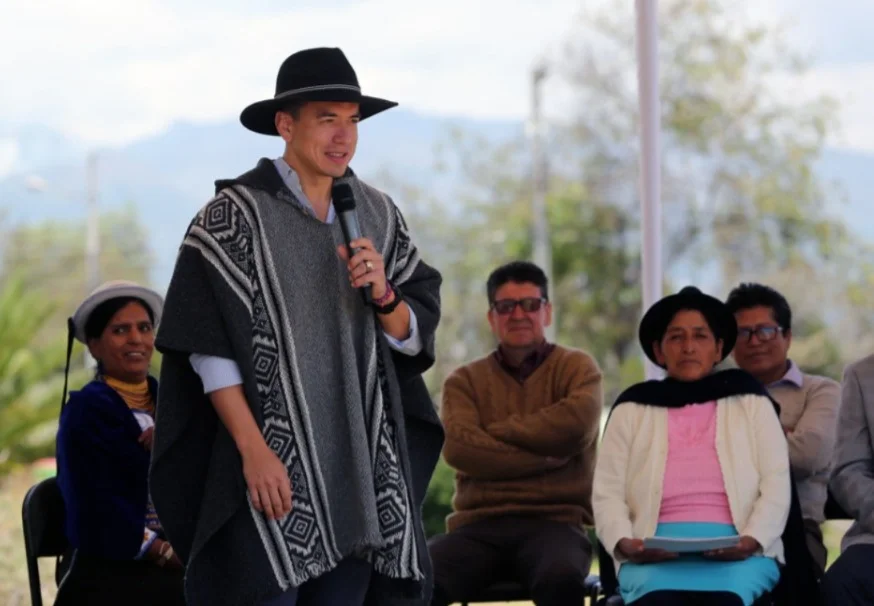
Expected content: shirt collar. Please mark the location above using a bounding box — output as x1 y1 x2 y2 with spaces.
272 157 336 224
769 359 804 389
494 341 555 382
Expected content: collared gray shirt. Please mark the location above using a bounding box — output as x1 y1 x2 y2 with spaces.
767 360 840 524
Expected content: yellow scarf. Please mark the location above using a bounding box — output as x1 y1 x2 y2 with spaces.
104 376 154 415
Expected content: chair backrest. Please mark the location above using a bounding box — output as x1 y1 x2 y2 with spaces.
21 476 68 606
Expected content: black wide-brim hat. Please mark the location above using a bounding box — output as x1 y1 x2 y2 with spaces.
638 286 737 367
240 47 398 136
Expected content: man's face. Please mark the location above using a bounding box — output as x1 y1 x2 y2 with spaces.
732 305 791 380
487 281 551 349
277 101 359 179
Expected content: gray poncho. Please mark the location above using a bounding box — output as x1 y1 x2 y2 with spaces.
150 159 444 606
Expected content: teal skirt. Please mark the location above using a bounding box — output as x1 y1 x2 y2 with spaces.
618 523 780 606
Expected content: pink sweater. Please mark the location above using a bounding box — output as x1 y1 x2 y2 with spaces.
658 402 733 524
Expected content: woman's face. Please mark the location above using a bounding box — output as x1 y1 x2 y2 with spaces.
87 301 155 383
654 309 723 381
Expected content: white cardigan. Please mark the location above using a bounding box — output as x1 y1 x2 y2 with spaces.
593 394 791 570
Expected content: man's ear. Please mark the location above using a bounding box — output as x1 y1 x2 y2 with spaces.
276 111 295 142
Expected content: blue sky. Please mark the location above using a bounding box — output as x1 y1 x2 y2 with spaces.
1 0 873 170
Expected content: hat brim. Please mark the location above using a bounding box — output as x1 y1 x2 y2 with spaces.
638 290 737 368
72 285 164 344
240 89 398 136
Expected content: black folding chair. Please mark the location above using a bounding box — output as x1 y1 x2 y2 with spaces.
21 476 71 606
459 574 602 605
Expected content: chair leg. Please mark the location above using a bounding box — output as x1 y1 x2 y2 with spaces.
25 556 43 606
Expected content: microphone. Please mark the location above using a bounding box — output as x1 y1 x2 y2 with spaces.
332 182 372 304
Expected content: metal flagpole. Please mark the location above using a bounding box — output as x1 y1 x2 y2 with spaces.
635 0 663 379
530 62 555 341
84 152 100 369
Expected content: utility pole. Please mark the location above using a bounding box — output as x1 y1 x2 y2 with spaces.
636 0 663 379
531 62 555 341
84 152 100 368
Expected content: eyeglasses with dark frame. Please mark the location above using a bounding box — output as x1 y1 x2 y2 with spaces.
490 297 547 315
737 325 784 343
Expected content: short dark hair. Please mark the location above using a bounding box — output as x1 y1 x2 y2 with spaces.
486 261 548 303
725 282 792 331
84 297 155 342
278 100 306 120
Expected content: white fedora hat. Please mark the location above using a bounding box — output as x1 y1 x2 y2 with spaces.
71 280 164 344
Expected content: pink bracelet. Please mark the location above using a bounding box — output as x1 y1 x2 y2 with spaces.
373 286 394 307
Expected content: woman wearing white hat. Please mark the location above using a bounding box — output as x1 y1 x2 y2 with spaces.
54 281 185 605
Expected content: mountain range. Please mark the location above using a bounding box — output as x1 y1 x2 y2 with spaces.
0 110 870 289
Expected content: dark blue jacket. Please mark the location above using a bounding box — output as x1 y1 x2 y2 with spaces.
56 378 157 559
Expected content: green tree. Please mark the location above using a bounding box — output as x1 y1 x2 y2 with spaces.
0 203 154 349
0 275 88 476
400 0 872 522
0 206 155 474
428 0 859 400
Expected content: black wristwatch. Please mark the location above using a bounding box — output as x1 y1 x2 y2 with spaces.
373 284 404 315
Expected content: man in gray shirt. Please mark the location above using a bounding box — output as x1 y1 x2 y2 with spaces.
726 283 840 576
821 353 874 605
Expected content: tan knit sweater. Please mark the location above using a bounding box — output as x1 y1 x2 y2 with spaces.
440 344 603 532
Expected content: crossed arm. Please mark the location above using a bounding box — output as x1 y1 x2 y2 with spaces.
487 352 603 457
440 352 603 480
783 379 840 480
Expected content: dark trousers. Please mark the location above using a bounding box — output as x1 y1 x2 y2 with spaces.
630 590 744 605
428 516 592 606
821 544 874 606
259 557 372 606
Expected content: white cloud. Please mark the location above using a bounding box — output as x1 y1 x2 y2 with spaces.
0 0 581 145
768 60 874 153
3 0 874 153
742 0 874 152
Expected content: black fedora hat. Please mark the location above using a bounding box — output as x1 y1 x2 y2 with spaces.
638 286 737 368
240 47 397 136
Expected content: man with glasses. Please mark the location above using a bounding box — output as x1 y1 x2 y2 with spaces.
726 282 839 576
428 261 603 606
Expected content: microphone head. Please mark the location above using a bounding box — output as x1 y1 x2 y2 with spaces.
332 182 356 213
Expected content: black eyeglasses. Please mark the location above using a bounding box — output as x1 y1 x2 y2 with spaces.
737 326 784 342
491 297 547 315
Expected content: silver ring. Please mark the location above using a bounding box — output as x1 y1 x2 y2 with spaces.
365 261 374 272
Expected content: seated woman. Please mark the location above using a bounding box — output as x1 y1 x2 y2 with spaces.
593 286 794 606
55 280 185 606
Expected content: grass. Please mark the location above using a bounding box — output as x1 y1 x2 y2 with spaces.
0 463 853 606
